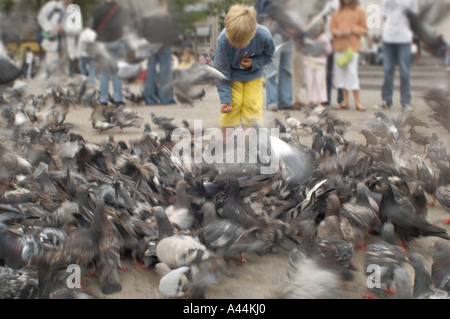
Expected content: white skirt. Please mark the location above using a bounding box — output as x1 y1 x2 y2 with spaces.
334 51 360 91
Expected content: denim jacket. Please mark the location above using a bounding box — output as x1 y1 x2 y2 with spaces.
213 24 275 104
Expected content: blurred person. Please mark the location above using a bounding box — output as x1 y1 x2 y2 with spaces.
255 0 295 112
213 4 275 143
323 0 343 106
14 42 24 69
197 53 206 64
143 1 178 106
330 0 368 111
445 40 450 70
303 21 332 107
175 48 195 70
93 0 128 106
76 20 97 86
378 0 418 111
37 0 82 78
24 47 33 80
206 52 212 65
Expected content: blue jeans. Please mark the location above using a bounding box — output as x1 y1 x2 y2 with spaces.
99 41 129 104
79 57 96 85
266 34 293 109
381 42 412 108
444 40 450 66
144 46 176 105
326 51 343 105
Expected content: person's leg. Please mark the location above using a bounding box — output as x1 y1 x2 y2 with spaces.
265 33 282 110
317 68 327 106
326 52 334 105
353 90 365 111
381 42 396 107
112 71 123 104
305 67 314 105
337 88 343 104
79 57 87 76
99 71 110 104
158 46 176 105
265 60 278 110
144 56 159 105
333 51 349 108
27 62 32 80
397 42 412 108
292 42 305 105
88 58 96 86
241 78 264 127
347 53 365 110
277 45 293 109
341 89 349 108
68 59 76 77
221 81 244 144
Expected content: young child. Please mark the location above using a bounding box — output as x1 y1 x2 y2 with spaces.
303 20 332 107
213 4 275 143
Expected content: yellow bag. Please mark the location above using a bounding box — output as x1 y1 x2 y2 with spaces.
336 47 354 67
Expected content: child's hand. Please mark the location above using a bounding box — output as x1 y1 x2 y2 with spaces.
220 103 232 114
239 57 252 69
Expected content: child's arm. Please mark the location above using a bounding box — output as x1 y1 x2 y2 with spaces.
213 37 233 105
248 38 275 71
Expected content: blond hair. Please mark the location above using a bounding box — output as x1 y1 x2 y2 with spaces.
224 4 257 49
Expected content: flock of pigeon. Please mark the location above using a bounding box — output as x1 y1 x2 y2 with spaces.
0 0 449 300
0 67 448 299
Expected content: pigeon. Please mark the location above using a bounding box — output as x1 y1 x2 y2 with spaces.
154 206 210 269
263 0 331 57
378 178 449 246
199 202 265 262
392 267 413 299
408 252 449 299
38 197 122 298
360 129 378 147
0 223 42 269
0 42 21 85
363 222 408 298
436 185 450 224
165 180 194 230
405 8 448 58
431 243 450 292
0 266 38 299
282 245 340 299
111 105 144 131
426 133 447 164
151 113 174 127
409 127 432 152
164 62 231 107
90 104 119 132
374 111 398 140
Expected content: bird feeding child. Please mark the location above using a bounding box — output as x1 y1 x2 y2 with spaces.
213 4 275 144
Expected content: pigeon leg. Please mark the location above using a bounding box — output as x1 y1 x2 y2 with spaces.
356 242 368 251
384 287 396 296
362 288 375 299
131 254 148 270
443 218 450 224
237 253 248 265
397 243 407 251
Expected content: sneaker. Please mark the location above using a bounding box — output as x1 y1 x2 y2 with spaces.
404 105 414 112
379 101 392 109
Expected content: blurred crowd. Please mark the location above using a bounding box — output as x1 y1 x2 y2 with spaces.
3 0 449 109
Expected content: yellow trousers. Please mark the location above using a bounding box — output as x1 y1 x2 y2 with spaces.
221 78 264 127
